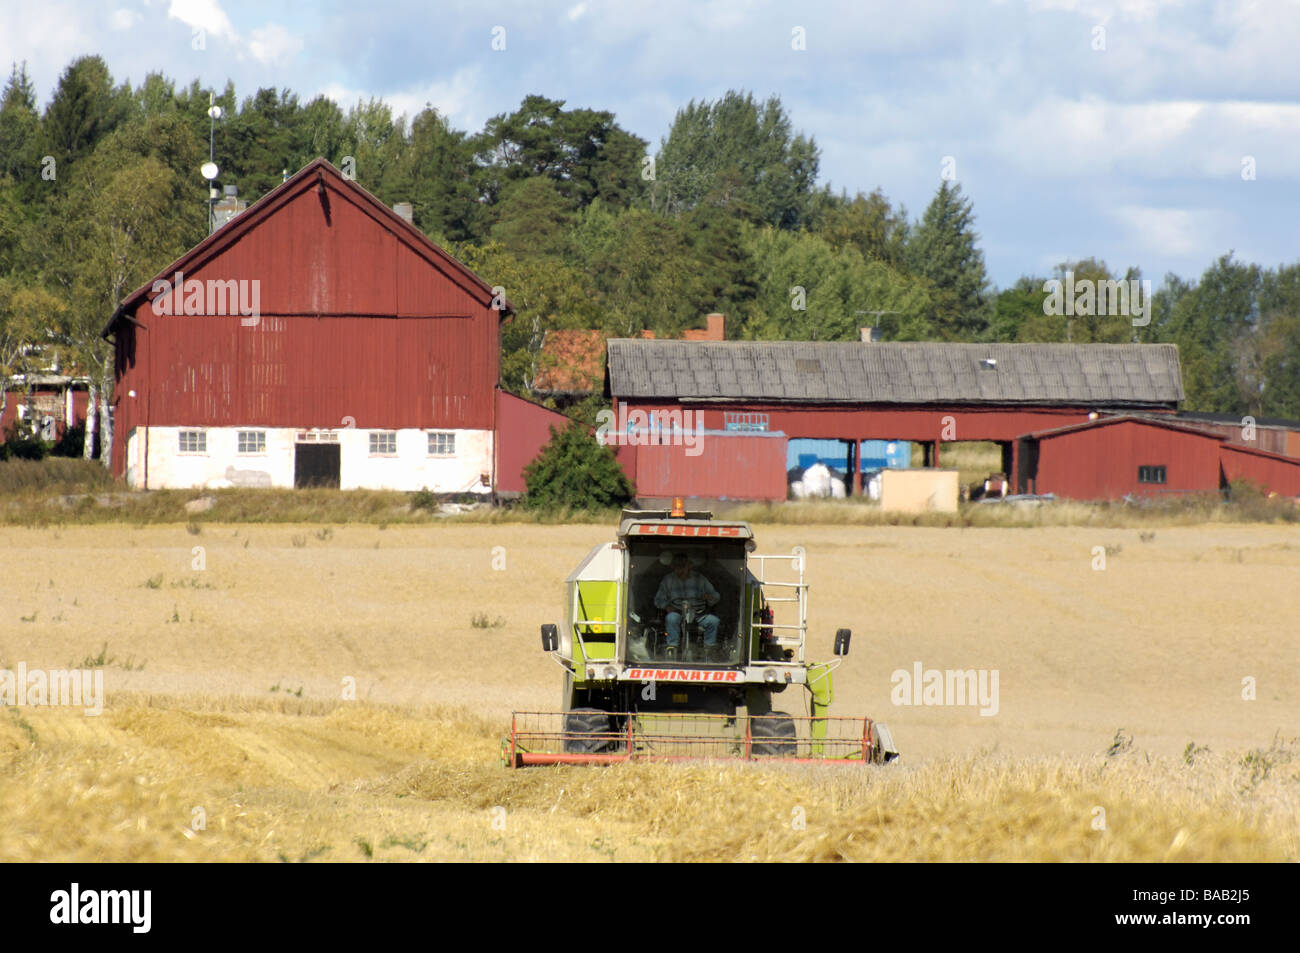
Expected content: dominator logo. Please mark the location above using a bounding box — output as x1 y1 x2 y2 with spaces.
49 883 151 933
625 668 741 682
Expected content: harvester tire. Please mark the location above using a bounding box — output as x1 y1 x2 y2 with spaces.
750 712 797 758
563 708 614 754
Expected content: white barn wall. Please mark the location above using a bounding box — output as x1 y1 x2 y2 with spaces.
339 428 493 492
132 426 493 492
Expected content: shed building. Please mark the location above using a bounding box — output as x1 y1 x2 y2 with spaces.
1019 415 1300 499
1017 416 1224 498
606 339 1185 498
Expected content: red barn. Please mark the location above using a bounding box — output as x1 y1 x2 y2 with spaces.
1219 444 1300 497
1017 416 1225 499
101 158 566 493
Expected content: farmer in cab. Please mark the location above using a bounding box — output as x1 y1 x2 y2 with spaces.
654 552 720 659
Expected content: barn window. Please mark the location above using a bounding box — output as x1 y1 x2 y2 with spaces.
1138 465 1166 484
724 411 769 432
369 432 397 455
238 431 266 454
178 430 206 453
428 432 456 456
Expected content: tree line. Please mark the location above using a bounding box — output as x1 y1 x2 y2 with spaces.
1 55 1298 465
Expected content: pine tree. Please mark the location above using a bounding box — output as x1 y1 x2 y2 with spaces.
0 62 41 183
907 181 991 339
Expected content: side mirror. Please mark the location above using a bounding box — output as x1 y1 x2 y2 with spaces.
540 623 558 652
833 628 851 657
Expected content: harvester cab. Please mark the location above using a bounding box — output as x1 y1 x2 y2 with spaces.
504 500 899 766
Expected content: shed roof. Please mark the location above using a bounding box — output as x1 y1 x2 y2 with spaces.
1022 414 1224 442
606 340 1183 406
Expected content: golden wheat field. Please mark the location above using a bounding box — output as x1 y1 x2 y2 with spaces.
1 520 1297 862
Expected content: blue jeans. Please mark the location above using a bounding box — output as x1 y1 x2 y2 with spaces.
665 612 719 647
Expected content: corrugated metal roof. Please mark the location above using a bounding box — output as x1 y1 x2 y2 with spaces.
607 340 1184 406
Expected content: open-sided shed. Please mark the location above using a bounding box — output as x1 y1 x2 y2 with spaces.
606 339 1185 498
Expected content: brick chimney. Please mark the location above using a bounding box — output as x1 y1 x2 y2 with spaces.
705 313 726 340
860 326 882 342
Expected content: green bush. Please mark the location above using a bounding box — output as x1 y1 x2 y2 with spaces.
409 487 437 511
523 421 634 510
51 422 86 458
0 421 49 461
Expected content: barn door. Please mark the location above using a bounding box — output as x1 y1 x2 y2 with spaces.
294 443 340 488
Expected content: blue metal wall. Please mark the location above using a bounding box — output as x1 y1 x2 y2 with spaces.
787 438 910 472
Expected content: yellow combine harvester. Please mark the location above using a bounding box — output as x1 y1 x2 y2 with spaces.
503 500 899 766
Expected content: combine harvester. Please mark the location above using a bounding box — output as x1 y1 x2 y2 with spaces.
503 499 900 767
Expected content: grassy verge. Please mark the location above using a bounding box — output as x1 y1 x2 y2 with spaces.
725 489 1300 528
3 458 1297 528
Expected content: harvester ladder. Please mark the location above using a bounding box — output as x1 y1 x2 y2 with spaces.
751 549 808 664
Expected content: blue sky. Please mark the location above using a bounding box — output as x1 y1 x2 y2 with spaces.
5 0 1299 289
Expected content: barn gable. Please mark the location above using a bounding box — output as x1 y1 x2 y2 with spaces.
106 158 508 332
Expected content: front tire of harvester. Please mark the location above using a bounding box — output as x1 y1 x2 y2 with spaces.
750 712 797 758
563 708 614 754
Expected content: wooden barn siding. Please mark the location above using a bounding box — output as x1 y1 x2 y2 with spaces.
1033 421 1222 499
123 314 494 430
1220 445 1300 496
611 399 1108 443
1178 419 1291 455
632 434 788 501
494 390 575 494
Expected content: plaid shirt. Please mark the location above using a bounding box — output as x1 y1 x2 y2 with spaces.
654 571 718 612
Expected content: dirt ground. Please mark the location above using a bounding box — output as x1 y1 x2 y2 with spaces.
1 521 1297 861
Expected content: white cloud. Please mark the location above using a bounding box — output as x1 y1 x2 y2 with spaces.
321 67 489 128
167 0 235 40
1023 0 1183 19
110 8 141 30
248 23 304 64
0 1 97 97
567 2 587 21
1109 205 1223 257
982 96 1300 181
